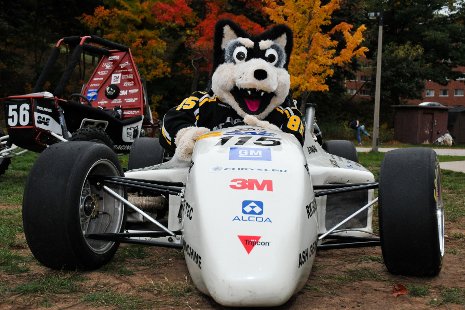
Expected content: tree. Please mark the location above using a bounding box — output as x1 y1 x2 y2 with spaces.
264 0 368 107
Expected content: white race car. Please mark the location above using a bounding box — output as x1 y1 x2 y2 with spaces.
22 109 444 307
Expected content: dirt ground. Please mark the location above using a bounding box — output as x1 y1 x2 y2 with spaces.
0 203 464 310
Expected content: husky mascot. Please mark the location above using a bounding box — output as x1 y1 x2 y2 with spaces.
160 19 304 161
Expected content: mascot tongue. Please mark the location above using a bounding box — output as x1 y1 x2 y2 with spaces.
244 98 260 112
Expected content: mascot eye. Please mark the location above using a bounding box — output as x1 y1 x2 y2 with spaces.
233 46 248 63
265 49 279 66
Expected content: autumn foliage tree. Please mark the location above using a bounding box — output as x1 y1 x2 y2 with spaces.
264 0 368 105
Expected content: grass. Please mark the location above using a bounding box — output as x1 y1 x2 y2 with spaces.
0 143 464 308
82 290 145 310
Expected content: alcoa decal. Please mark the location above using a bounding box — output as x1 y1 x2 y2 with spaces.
229 179 273 191
238 235 270 254
232 200 272 223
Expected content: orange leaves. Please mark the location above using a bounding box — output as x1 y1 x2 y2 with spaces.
264 0 367 96
152 0 194 27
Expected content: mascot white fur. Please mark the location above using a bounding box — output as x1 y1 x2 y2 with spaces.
160 19 304 161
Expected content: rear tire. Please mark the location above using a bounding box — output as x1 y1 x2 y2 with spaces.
128 137 164 170
22 142 125 270
0 132 11 176
322 140 358 162
379 148 444 276
69 127 114 150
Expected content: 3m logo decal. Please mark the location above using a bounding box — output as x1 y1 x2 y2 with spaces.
229 179 273 191
229 147 271 161
238 235 270 254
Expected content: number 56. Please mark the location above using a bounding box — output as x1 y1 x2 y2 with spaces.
7 104 30 126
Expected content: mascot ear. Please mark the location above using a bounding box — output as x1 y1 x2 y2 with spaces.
212 20 249 72
259 25 293 69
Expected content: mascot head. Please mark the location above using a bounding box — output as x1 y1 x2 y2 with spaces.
211 20 293 120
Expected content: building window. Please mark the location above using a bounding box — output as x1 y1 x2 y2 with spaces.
360 75 371 82
454 89 464 96
359 89 371 96
439 89 448 97
425 89 435 97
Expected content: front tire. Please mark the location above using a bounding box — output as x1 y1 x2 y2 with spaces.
379 148 444 276
128 137 164 170
322 140 358 162
23 142 125 270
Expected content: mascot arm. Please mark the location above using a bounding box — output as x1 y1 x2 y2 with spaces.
266 106 305 145
160 93 205 152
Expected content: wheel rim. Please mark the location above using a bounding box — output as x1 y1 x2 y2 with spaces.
435 161 445 257
79 159 124 254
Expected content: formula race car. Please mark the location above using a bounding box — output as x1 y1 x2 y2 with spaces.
21 108 444 307
0 35 156 175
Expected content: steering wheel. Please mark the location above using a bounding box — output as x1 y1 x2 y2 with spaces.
69 93 92 106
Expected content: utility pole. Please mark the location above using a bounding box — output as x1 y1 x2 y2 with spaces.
370 12 383 152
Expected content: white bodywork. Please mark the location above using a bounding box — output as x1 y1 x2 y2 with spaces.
126 125 375 307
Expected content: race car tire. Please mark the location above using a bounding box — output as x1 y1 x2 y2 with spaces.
69 127 114 150
379 148 444 276
0 132 11 176
22 141 125 270
322 140 358 162
128 137 164 170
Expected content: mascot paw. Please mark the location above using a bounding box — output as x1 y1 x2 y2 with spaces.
174 126 210 161
244 114 280 131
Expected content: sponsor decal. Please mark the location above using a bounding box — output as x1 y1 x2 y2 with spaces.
124 98 138 103
229 179 273 191
112 99 122 104
125 125 139 139
36 115 50 126
86 89 98 101
119 61 130 68
114 144 131 151
111 73 121 84
128 89 139 94
242 200 263 215
89 83 100 87
233 200 271 223
329 158 340 168
123 81 134 87
183 201 193 220
94 77 104 81
123 110 140 116
305 199 317 219
122 74 133 79
97 70 108 75
307 145 318 154
238 235 270 254
210 166 287 173
36 106 52 113
98 100 108 105
183 240 201 269
229 147 271 161
298 239 317 268
120 90 128 96
102 62 113 69
108 55 120 60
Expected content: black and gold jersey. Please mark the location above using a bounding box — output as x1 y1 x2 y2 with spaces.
160 91 305 151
